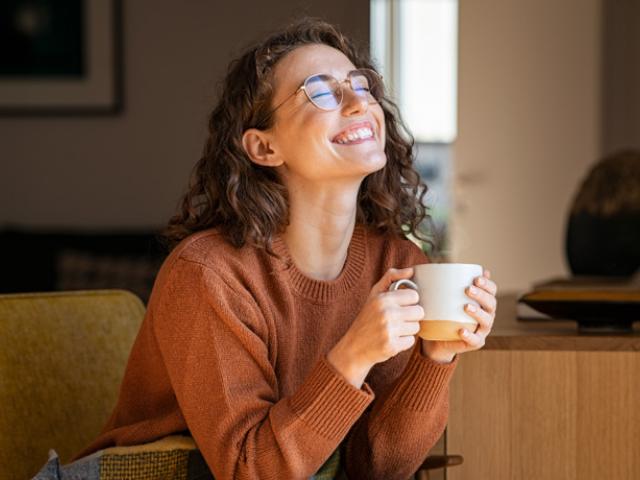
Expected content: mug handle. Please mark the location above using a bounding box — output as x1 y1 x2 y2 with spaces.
388 279 419 291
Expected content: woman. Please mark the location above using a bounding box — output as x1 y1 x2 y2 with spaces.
77 18 497 479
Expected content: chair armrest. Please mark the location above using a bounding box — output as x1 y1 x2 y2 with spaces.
418 454 464 470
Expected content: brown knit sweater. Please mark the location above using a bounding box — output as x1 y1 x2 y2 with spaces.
76 223 458 479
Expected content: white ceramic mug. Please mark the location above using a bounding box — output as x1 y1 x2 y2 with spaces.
388 263 483 341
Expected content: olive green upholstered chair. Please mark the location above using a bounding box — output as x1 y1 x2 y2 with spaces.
0 290 145 480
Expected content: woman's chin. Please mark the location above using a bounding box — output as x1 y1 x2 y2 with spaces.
346 149 387 174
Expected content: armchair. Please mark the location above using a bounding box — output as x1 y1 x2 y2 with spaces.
0 290 144 479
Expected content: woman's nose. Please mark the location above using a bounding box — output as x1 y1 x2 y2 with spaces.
340 84 369 116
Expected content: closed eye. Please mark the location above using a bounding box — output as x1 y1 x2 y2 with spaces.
310 91 334 99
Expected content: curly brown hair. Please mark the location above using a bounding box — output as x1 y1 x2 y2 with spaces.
163 17 433 259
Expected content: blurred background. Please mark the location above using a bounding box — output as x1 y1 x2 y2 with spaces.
0 0 638 299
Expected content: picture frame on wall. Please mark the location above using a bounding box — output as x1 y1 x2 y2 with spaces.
0 0 123 115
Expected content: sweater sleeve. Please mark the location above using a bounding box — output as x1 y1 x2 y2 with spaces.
151 257 374 480
344 345 457 479
342 239 458 480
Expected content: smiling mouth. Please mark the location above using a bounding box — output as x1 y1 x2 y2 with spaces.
332 124 375 145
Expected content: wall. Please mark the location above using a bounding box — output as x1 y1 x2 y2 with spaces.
0 0 369 229
602 0 640 155
451 0 602 291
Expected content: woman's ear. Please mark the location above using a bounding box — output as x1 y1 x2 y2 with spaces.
242 129 283 167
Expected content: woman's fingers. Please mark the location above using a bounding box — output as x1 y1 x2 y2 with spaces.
465 303 494 335
397 335 417 351
475 275 498 296
458 328 485 349
466 285 496 314
406 304 425 320
382 288 421 306
397 319 421 337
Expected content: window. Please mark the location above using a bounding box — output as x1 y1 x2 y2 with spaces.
371 0 458 256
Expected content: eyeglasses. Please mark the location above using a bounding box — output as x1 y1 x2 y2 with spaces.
267 68 383 117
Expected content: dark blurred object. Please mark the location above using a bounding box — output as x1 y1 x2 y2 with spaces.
520 151 640 331
566 150 640 277
0 0 84 77
0 227 167 303
0 0 122 115
519 275 640 332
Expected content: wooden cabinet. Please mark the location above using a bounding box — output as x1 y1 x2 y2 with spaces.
445 295 640 480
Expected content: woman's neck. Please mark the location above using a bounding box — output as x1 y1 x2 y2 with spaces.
282 183 360 281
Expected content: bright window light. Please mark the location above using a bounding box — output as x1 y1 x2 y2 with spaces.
371 0 458 143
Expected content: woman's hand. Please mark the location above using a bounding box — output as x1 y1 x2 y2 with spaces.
327 267 424 388
421 269 498 364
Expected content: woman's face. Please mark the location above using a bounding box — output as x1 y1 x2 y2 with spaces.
268 44 387 185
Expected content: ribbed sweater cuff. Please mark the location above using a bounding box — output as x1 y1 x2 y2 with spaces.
288 357 374 440
388 347 458 412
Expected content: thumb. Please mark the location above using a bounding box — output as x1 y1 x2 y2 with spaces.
370 267 415 297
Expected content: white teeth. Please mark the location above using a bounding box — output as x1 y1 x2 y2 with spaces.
358 128 373 138
335 127 374 144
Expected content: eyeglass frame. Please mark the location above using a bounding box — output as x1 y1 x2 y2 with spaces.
264 68 384 120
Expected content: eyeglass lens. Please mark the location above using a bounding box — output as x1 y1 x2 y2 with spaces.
304 70 379 111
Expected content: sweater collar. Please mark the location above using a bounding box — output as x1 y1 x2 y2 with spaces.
271 223 367 303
